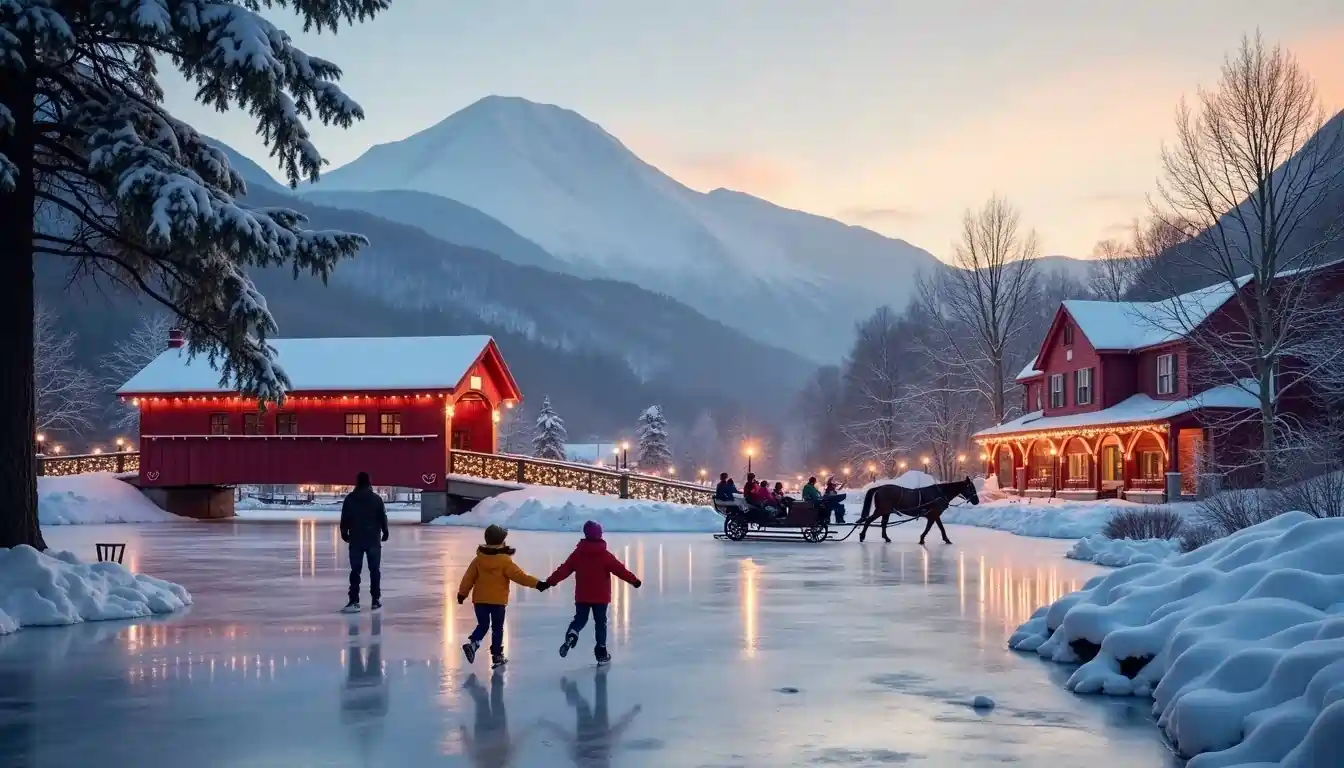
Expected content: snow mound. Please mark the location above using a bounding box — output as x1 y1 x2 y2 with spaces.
1009 512 1344 765
431 487 719 533
853 471 939 496
39 473 177 525
1066 535 1180 567
940 497 1168 539
0 546 192 636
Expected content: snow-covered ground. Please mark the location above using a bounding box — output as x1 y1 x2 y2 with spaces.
38 473 177 525
1010 512 1344 766
431 486 720 533
0 545 191 635
1066 534 1180 567
934 496 1195 540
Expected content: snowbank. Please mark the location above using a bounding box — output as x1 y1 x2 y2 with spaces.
0 546 192 635
850 470 939 497
934 496 1197 540
1009 512 1344 766
430 486 720 533
1066 534 1179 567
39 473 176 525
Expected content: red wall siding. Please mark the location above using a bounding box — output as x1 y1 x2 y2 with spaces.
1038 313 1104 416
139 393 449 437
1099 352 1137 407
1135 344 1188 399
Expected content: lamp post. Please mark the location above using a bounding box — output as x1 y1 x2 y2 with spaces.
621 442 629 470
35 432 45 455
612 446 620 469
668 466 676 478
698 468 707 485
867 462 876 481
842 466 851 484
743 444 755 475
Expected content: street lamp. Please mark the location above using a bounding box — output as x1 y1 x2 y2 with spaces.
698 468 707 484
621 442 630 470
842 466 851 480
35 432 45 454
867 462 877 481
612 446 620 469
743 443 755 474
668 466 676 477
52 445 64 455
898 460 907 471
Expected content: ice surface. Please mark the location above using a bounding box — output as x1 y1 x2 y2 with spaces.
1067 535 1180 567
0 545 191 635
39 472 177 525
431 487 720 533
13 522 1179 766
119 335 493 394
1009 512 1344 765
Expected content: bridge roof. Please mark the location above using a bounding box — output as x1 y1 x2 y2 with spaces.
118 335 512 396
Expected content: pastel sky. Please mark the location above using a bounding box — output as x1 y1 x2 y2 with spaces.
165 1 1344 261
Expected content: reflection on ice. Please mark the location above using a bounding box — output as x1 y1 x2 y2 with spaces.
542 670 643 768
739 558 758 658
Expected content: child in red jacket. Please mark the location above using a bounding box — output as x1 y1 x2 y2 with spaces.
544 521 641 664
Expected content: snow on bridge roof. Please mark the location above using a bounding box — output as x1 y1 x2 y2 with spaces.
118 335 498 395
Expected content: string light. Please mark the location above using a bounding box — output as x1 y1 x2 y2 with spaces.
450 451 713 505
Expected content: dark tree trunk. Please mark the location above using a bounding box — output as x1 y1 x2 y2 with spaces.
0 61 46 550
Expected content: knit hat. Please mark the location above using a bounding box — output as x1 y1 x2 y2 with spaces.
484 524 508 546
583 520 603 540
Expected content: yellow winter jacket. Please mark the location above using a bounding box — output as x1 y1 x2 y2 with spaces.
457 545 539 606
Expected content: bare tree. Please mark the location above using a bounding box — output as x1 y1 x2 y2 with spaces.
840 307 913 472
101 313 174 433
903 371 982 481
1087 238 1138 301
795 365 846 470
1149 33 1344 480
920 196 1040 423
33 303 99 438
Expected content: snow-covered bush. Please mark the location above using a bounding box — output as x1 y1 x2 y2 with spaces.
1177 523 1218 553
1194 488 1283 538
1101 506 1184 541
1276 469 1344 520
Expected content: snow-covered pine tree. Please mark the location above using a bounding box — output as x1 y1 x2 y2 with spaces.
636 405 674 473
532 397 568 461
0 1 386 549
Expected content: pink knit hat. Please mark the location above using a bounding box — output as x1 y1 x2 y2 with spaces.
583 520 603 540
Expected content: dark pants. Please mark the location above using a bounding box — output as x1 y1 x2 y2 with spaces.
348 544 381 602
568 603 609 648
824 494 848 523
470 604 507 655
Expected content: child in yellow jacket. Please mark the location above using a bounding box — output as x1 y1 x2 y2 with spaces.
457 524 548 668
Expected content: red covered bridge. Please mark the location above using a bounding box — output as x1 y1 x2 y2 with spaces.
117 333 521 516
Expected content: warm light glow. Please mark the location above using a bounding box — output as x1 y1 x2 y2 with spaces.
742 443 755 457
699 469 707 477
796 474 803 481
469 375 482 390
116 437 125 447
92 447 103 455
842 466 851 476
667 467 676 476
612 447 620 456
130 398 139 406
444 404 455 418
504 400 514 409
898 461 907 470
920 455 930 465
867 463 876 472
35 433 44 443
1049 447 1058 456
491 409 501 423
980 453 989 461
622 442 630 451
53 445 64 454
957 454 966 462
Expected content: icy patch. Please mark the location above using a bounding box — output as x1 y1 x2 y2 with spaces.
1008 512 1344 766
39 473 177 525
971 695 996 710
0 546 192 635
1067 535 1180 567
431 486 719 533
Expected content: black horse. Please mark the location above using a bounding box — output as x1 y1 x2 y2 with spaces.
857 477 980 544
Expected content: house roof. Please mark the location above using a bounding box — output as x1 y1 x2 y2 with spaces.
1016 358 1043 381
1060 279 1250 352
974 380 1261 439
118 336 516 396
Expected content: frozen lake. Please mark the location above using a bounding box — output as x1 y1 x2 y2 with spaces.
3 523 1179 767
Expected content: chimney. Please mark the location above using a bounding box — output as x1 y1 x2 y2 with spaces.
167 328 185 350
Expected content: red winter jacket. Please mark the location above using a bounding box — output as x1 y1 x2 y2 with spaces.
545 539 639 605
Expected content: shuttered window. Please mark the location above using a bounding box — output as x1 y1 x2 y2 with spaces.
1049 374 1065 408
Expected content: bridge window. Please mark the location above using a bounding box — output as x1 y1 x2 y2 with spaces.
380 412 402 436
243 413 259 435
277 413 298 435
345 413 367 436
210 413 229 435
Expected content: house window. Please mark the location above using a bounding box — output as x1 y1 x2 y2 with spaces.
345 413 367 435
1075 367 1093 405
1140 451 1164 480
276 413 298 435
1067 453 1088 481
1157 353 1175 395
243 413 259 435
380 412 402 436
210 413 229 435
1049 374 1065 408
1063 324 1074 345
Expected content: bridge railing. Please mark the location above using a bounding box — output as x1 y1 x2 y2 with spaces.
450 450 715 506
39 451 141 477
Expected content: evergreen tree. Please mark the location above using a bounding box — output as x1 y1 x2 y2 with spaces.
0 1 385 548
636 405 673 472
532 397 567 460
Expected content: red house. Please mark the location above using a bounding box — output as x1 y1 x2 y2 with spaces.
118 333 522 495
973 277 1289 503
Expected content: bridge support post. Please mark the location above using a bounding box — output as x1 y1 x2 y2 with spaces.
619 474 629 500
138 485 235 519
421 491 449 524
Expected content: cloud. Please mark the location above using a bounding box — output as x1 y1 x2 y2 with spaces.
838 205 923 224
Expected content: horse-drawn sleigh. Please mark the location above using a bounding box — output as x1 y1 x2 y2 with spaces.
712 477 980 544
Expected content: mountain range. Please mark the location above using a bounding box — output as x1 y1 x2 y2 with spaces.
308 95 945 357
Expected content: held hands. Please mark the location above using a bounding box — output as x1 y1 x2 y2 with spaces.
536 581 551 592
456 594 466 605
